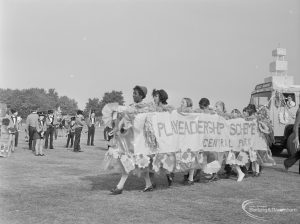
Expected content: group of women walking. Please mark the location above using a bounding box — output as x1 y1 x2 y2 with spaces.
103 85 276 195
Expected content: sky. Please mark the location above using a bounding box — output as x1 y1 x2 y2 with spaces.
0 0 299 112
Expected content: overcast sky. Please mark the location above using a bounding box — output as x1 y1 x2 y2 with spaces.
0 0 299 112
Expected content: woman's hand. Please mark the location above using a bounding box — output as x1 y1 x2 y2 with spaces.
293 136 299 149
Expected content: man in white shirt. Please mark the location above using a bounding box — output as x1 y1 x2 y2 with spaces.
87 109 96 146
44 110 57 149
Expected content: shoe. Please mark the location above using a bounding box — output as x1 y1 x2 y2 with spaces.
143 185 154 192
194 177 201 183
91 144 94 146
152 183 157 189
110 187 123 195
252 172 260 177
207 173 220 182
87 144 90 146
78 150 84 152
40 154 45 156
184 180 194 186
35 154 39 156
50 147 54 149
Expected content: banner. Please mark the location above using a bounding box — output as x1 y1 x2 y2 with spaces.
133 111 268 155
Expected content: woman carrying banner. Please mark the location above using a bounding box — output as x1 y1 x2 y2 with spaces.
152 89 176 186
109 85 155 195
178 98 197 185
225 109 246 181
178 98 194 113
206 101 231 181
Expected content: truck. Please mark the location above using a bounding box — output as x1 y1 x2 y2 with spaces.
250 48 300 156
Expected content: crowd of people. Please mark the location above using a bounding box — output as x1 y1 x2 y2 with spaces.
0 85 299 196
0 108 98 157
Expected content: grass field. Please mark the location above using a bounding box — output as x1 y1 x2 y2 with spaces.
0 127 299 224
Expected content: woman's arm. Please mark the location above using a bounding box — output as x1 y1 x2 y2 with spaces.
293 108 300 149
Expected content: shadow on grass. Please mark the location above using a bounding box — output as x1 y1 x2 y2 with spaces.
81 174 146 192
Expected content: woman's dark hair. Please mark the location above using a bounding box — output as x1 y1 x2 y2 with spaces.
199 98 210 109
133 86 146 99
2 118 10 126
152 89 168 105
247 104 257 116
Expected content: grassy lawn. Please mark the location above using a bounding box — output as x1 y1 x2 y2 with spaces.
0 127 299 224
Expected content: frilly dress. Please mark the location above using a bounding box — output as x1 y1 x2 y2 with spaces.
103 103 275 176
225 107 276 167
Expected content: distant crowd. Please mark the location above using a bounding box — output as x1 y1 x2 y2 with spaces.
0 108 99 157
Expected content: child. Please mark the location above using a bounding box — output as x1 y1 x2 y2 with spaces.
227 109 246 181
66 116 76 148
0 118 12 157
74 110 85 152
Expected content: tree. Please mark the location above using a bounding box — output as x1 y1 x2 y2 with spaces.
0 88 79 118
84 91 124 116
101 91 125 105
99 91 124 116
58 96 78 115
84 98 102 117
47 88 59 108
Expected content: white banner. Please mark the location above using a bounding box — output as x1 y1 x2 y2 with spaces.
133 111 268 155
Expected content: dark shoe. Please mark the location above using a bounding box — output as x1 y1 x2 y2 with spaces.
78 150 84 152
91 144 94 146
143 185 154 192
194 177 201 183
252 172 260 177
152 183 157 189
184 180 194 186
87 143 90 146
50 147 54 149
40 154 45 156
207 173 220 182
110 187 123 195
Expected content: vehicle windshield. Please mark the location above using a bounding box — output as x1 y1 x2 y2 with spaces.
250 91 272 108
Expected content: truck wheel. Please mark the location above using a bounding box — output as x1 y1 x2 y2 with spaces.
270 146 284 155
286 133 297 157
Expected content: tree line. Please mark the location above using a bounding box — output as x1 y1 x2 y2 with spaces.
0 88 124 118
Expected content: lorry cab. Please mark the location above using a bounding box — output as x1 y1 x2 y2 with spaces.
250 75 300 155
